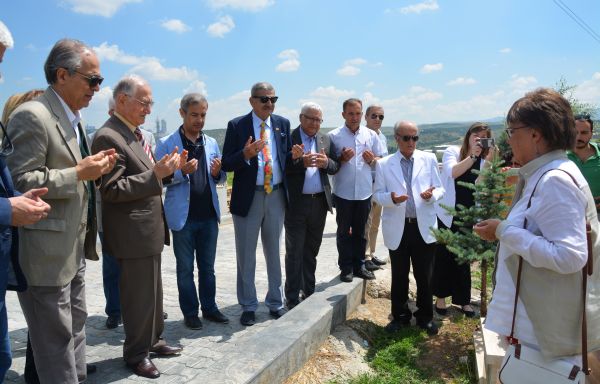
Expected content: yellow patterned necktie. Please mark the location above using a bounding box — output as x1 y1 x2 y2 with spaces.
260 121 273 193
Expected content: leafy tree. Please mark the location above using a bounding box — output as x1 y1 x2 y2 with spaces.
554 76 597 116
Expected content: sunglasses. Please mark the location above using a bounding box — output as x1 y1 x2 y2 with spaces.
252 96 278 104
399 135 419 142
370 114 384 121
75 70 104 87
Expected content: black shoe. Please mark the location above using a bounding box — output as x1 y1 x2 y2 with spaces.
364 259 382 271
371 256 387 266
460 306 476 318
354 267 376 280
184 316 203 330
340 272 353 282
417 321 439 335
240 311 255 326
163 312 168 320
87 363 97 375
105 315 122 329
286 300 300 310
203 310 229 324
269 308 288 319
384 319 410 333
434 305 448 316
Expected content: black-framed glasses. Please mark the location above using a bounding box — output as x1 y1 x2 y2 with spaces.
0 122 14 157
398 135 419 142
300 114 323 124
505 125 529 139
128 95 155 109
252 96 278 104
370 114 384 121
74 70 104 87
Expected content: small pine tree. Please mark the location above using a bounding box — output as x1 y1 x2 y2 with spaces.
432 152 513 316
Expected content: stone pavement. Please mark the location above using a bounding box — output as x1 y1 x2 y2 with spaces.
4 212 387 383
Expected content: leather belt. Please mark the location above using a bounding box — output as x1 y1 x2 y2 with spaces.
302 192 325 198
255 183 281 192
405 217 417 224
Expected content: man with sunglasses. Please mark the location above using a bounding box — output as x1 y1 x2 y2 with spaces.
373 121 444 335
567 113 600 211
222 82 291 326
6 38 117 382
329 98 386 283
363 105 389 271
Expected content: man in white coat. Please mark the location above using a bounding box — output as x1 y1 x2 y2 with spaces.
373 121 444 335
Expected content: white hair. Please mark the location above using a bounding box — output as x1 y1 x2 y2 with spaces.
113 74 149 100
0 21 14 49
300 102 322 115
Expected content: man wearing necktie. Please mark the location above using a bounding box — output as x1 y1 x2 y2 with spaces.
222 82 291 326
6 38 117 383
92 75 182 379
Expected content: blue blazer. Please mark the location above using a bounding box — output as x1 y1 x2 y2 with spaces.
156 129 226 231
222 112 291 217
0 155 27 292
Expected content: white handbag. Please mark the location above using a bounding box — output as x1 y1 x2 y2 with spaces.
498 169 591 384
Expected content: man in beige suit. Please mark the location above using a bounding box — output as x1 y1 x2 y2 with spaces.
92 75 183 379
6 38 116 383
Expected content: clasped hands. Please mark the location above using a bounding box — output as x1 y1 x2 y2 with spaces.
390 186 435 204
291 144 328 168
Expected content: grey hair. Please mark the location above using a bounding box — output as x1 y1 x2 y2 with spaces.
108 97 115 110
251 82 274 96
44 38 93 84
365 104 383 116
393 120 418 136
113 74 148 100
300 102 322 115
180 93 208 113
0 21 14 49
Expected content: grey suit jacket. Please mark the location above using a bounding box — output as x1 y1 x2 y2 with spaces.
5 87 97 286
91 115 169 259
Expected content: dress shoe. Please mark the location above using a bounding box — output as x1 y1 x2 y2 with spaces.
128 357 160 379
384 319 410 333
286 300 300 310
105 315 122 329
269 308 288 319
460 305 476 318
240 311 255 326
417 321 439 336
340 272 354 282
87 363 97 374
364 259 382 271
203 310 229 324
150 344 183 356
371 256 387 266
354 266 376 280
434 306 448 316
184 316 203 330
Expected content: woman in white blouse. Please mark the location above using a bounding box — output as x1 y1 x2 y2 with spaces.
433 122 493 317
474 88 600 363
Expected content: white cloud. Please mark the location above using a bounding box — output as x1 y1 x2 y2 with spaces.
310 86 354 100
365 81 375 88
386 0 439 15
508 74 537 90
276 49 300 72
434 91 508 122
206 0 274 12
206 90 251 129
183 80 208 96
420 63 443 73
499 48 511 54
62 0 142 17
337 65 361 76
93 42 199 81
207 15 235 38
345 58 367 66
447 77 476 86
573 72 600 105
300 86 355 127
84 86 115 128
161 19 191 33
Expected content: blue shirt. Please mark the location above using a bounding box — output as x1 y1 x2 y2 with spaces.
299 127 324 194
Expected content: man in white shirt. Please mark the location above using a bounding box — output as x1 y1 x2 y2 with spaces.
363 104 389 271
329 98 385 282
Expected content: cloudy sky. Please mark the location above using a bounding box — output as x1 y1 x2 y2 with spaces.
1 0 599 133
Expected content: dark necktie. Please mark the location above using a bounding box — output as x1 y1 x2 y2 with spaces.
77 124 95 225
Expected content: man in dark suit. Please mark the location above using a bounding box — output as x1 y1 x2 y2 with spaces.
222 82 291 326
91 75 183 379
284 102 339 309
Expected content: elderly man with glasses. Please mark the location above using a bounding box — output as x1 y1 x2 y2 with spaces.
6 38 117 383
222 82 291 326
567 113 600 212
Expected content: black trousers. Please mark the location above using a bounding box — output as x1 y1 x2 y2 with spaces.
432 220 472 306
284 194 328 305
390 220 435 323
333 195 371 274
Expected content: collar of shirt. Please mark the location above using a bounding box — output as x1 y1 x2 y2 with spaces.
567 141 600 162
252 111 271 130
299 126 316 143
518 150 568 182
400 153 414 162
178 125 203 146
113 112 137 133
343 124 361 136
50 87 81 130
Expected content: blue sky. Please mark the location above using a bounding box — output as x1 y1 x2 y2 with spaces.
1 0 599 133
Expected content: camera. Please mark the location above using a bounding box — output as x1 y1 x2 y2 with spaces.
479 138 495 149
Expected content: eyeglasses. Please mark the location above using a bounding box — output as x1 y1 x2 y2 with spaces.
252 96 278 104
74 70 104 88
0 122 14 157
398 135 419 142
505 125 529 139
128 95 155 109
370 114 384 121
301 114 323 124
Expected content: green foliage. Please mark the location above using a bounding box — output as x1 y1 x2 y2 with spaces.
554 76 597 117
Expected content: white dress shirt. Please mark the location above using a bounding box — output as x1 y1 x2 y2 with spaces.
329 125 384 200
51 87 82 145
252 112 282 186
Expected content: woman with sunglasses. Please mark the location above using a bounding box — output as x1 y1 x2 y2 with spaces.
433 122 494 317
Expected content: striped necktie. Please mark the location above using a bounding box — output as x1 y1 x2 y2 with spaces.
134 127 155 164
260 121 272 193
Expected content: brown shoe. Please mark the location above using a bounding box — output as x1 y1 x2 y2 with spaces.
150 345 183 356
128 357 160 379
